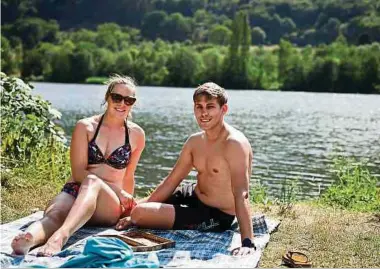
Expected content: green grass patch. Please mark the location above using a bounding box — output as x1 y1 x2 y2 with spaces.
1 143 71 223
320 157 380 212
85 76 108 84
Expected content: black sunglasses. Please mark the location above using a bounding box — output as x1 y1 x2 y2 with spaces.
110 93 136 106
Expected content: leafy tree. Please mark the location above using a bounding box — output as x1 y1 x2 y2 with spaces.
162 13 192 42
251 26 266 45
336 57 362 93
48 41 75 82
6 17 59 49
70 45 95 82
200 47 224 83
95 23 123 51
92 48 115 76
308 58 339 92
113 50 134 77
222 11 251 89
208 24 231 45
141 11 168 40
165 46 203 86
1 35 22 76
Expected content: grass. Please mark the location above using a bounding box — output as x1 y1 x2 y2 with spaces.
85 76 108 84
255 202 380 268
1 144 70 223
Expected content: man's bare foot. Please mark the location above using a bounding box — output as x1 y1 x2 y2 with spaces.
11 232 35 255
36 230 69 257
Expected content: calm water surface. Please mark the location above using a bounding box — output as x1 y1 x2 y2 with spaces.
32 82 380 198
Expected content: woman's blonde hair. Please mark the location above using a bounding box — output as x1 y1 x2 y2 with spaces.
103 74 138 119
104 74 137 103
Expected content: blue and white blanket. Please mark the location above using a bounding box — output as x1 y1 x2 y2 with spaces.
0 212 280 268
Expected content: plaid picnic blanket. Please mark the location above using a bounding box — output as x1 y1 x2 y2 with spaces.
1 212 280 268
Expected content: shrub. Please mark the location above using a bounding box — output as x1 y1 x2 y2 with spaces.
321 157 380 212
0 73 66 164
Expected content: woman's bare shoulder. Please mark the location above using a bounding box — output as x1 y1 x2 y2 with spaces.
127 121 145 136
76 115 102 131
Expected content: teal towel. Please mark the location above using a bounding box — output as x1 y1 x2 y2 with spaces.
59 237 158 268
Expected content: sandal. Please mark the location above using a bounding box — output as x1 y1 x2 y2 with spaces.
282 251 312 268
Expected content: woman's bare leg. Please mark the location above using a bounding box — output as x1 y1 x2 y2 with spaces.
11 192 75 255
37 175 122 256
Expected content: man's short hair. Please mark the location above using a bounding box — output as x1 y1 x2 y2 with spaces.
193 82 228 107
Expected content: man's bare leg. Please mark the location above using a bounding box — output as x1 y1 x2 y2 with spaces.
11 193 75 255
37 175 122 256
116 202 175 230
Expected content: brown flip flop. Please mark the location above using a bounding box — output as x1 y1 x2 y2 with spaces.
282 251 312 268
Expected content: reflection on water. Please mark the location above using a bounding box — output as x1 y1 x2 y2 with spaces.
32 82 380 198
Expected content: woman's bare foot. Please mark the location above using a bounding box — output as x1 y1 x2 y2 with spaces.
36 230 69 257
116 216 133 230
11 232 35 255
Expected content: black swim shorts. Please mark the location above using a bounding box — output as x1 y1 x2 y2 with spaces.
61 182 81 198
165 183 235 232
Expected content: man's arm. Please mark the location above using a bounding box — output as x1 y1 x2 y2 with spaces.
226 139 254 251
142 136 194 203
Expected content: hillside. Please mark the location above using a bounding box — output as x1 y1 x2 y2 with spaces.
2 0 380 45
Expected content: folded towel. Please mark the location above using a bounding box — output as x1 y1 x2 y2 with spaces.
60 237 158 268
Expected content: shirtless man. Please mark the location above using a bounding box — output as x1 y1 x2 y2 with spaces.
117 82 255 255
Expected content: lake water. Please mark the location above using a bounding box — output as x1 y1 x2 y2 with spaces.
31 82 380 199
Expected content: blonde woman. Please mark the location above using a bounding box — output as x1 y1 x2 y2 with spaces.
11 74 145 256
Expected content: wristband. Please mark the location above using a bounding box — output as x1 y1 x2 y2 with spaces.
242 238 256 250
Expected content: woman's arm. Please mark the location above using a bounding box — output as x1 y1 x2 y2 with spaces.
112 124 145 212
123 124 146 194
70 119 92 183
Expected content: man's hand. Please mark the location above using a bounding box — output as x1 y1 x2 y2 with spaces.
231 238 256 256
119 190 136 211
116 216 134 230
230 246 255 256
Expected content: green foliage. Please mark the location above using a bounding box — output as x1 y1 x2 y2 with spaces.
1 3 380 93
165 46 203 86
141 11 168 40
0 74 66 162
208 24 231 45
250 180 269 204
85 76 108 84
2 0 380 46
1 35 23 76
4 17 59 49
321 158 380 212
251 27 267 45
222 11 252 88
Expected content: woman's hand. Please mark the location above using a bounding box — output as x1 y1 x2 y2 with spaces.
118 190 137 211
116 216 134 230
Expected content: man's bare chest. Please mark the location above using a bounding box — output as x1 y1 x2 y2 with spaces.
192 146 229 174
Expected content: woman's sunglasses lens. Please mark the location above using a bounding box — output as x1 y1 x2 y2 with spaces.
111 93 123 103
125 97 136 106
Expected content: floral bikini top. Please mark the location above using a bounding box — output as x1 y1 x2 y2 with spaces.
88 115 131 170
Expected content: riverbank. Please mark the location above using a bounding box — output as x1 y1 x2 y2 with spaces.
255 203 380 268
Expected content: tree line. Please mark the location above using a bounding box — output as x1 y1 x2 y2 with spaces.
2 11 379 93
2 0 380 46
